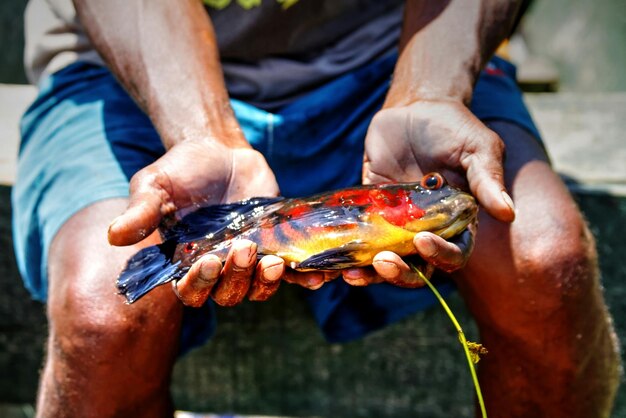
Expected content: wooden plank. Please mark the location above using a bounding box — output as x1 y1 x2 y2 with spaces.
0 84 35 186
526 93 626 195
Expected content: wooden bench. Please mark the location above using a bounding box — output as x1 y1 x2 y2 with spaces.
1 85 625 417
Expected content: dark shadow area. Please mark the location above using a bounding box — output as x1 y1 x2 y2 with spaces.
0 186 46 405
0 0 28 84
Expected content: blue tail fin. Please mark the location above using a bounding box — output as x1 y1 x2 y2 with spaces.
117 240 184 304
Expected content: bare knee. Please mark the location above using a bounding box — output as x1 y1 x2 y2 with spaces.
514 207 599 309
47 268 181 370
49 302 140 361
464 198 604 340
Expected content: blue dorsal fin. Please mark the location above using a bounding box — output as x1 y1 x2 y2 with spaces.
161 197 285 242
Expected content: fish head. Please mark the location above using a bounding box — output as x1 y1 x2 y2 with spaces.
373 173 478 239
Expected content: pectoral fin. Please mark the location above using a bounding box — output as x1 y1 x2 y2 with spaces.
296 241 368 270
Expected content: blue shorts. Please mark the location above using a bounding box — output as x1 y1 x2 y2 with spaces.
12 54 540 353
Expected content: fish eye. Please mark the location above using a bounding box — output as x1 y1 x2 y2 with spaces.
420 172 445 190
183 242 197 253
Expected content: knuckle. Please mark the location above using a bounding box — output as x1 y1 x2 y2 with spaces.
369 110 386 128
483 132 505 159
464 129 503 157
130 166 159 191
485 129 504 146
493 135 505 153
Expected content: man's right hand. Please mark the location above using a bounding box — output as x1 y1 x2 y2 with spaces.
108 138 331 307
107 138 280 246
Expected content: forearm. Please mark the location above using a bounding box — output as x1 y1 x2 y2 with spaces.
73 0 246 149
386 0 522 107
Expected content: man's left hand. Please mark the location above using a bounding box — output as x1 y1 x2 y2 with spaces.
343 99 514 287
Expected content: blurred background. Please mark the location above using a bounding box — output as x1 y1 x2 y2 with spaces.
515 0 626 92
0 0 625 417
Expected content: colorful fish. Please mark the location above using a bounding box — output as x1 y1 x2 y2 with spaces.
117 173 478 303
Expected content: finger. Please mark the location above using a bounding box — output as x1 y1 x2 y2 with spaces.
446 222 477 259
342 267 385 286
413 230 473 273
175 254 222 307
248 255 284 302
211 240 257 306
108 168 175 246
461 131 516 223
282 269 326 290
372 252 426 288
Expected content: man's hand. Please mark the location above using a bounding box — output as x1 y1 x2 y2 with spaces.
108 139 332 307
343 99 513 287
108 139 280 245
364 100 515 221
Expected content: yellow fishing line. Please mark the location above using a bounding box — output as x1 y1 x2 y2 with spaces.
409 263 488 418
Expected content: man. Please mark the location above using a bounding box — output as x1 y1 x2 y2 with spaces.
14 0 619 416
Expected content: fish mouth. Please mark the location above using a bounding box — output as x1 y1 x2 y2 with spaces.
432 213 476 239
429 194 478 239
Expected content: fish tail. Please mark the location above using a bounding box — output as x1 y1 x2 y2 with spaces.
116 240 184 304
117 196 285 303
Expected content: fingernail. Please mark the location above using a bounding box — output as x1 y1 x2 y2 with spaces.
202 259 222 279
343 276 368 286
235 242 257 268
108 216 120 232
107 218 122 244
501 191 516 213
262 263 282 282
373 260 400 277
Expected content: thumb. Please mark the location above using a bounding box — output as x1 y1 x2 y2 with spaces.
108 169 174 246
462 132 515 223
